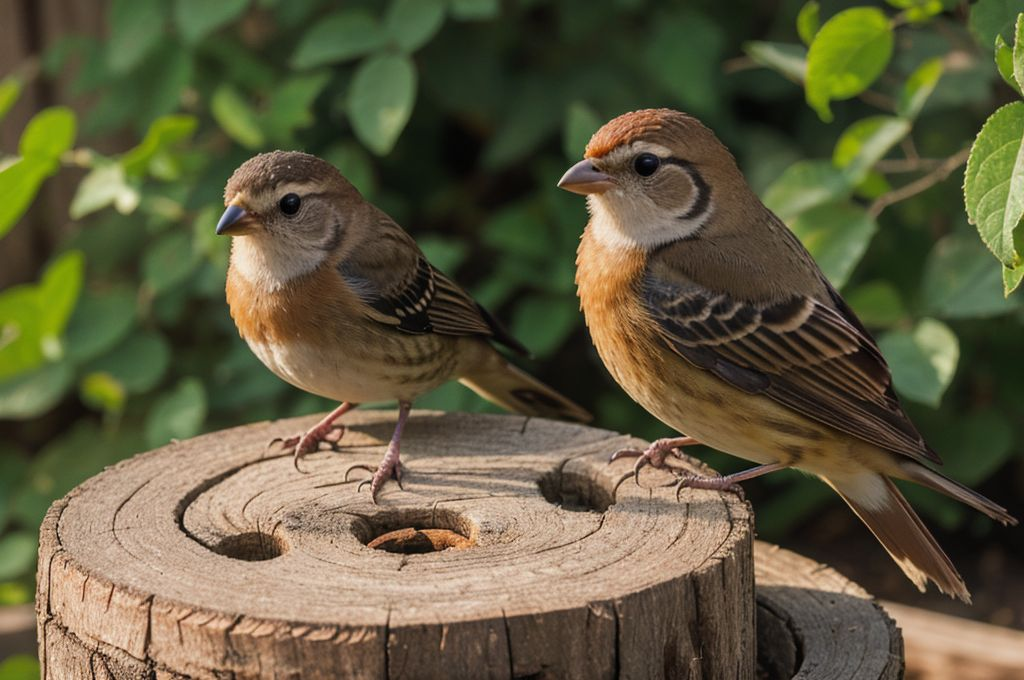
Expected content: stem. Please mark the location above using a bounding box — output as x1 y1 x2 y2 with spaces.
869 148 970 218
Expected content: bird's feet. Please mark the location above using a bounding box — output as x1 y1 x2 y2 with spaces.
609 436 700 486
270 424 347 472
672 472 746 501
347 445 403 504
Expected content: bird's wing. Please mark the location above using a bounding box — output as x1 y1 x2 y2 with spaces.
339 216 527 355
642 271 940 465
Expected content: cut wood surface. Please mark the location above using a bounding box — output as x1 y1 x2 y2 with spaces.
36 410 757 679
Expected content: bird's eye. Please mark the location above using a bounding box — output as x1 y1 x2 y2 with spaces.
279 193 301 216
633 153 661 177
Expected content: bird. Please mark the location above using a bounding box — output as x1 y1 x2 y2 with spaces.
216 150 590 501
559 108 1016 602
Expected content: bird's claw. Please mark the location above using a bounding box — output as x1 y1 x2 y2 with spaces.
267 425 347 473
353 458 403 503
672 473 746 502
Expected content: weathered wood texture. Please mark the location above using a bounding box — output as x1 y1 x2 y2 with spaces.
755 543 903 679
34 411 900 678
881 600 1024 680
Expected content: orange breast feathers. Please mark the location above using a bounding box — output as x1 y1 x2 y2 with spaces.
225 264 363 348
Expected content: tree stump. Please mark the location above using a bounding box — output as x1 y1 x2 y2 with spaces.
35 411 900 679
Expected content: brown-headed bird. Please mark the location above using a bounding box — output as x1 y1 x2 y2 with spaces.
559 109 1015 602
217 151 589 500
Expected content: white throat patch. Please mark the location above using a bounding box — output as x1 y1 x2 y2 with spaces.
231 235 324 291
586 188 714 251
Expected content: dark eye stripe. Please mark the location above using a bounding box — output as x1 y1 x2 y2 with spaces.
663 157 712 223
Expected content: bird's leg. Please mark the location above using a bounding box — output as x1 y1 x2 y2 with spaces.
610 436 701 486
673 462 786 501
269 401 358 472
353 400 411 503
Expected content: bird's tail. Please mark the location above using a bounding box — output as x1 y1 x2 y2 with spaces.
459 358 591 424
825 472 971 603
897 461 1017 526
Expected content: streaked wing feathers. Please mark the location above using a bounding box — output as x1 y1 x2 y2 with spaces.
643 276 940 465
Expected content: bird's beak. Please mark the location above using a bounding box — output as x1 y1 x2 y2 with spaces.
216 203 256 236
557 159 615 195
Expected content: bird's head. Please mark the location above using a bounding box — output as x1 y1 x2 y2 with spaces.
558 108 747 251
217 151 362 284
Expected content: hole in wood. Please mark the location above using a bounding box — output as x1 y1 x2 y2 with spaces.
212 531 286 561
538 469 615 512
356 507 476 554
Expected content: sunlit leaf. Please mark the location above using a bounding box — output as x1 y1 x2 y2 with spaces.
80 371 126 414
922 235 1020 317
968 0 1020 48
0 158 53 239
833 115 910 184
897 58 944 118
762 160 853 220
878 318 959 407
964 101 1024 267
995 36 1022 96
796 1 820 46
886 0 945 23
805 7 894 121
261 72 331 143
291 10 386 68
211 85 265 149
70 163 140 219
38 250 85 341
121 114 198 177
145 377 207 447
386 0 446 52
1004 264 1024 295
174 0 249 44
788 202 877 288
0 286 43 380
19 106 76 160
1014 13 1024 92
563 101 601 161
744 41 807 81
348 54 417 156
0 76 21 122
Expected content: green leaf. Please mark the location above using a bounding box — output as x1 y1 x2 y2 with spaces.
0 76 21 122
563 101 601 161
80 371 126 414
84 331 170 393
69 163 140 219
211 85 265 149
922 235 1020 318
107 0 167 74
762 160 853 220
121 114 198 177
969 0 1020 48
932 412 1013 485
0 285 43 379
417 235 468 274
145 377 207 447
0 655 40 680
845 281 906 327
805 7 894 122
878 318 959 407
348 54 417 156
510 295 579 356
886 0 945 23
788 202 878 288
0 531 36 581
797 1 820 46
0 360 74 418
482 203 549 261
19 106 76 161
1014 13 1024 93
142 231 198 295
643 9 724 116
450 0 499 21
174 0 249 44
744 41 807 81
38 250 85 340
291 10 386 68
64 288 137 364
898 58 944 119
833 116 910 184
964 101 1024 267
261 72 331 143
0 158 54 239
386 0 446 52
995 36 1022 96
1004 264 1024 295
323 142 377 198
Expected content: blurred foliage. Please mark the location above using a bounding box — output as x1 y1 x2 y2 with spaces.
1 0 1023 611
